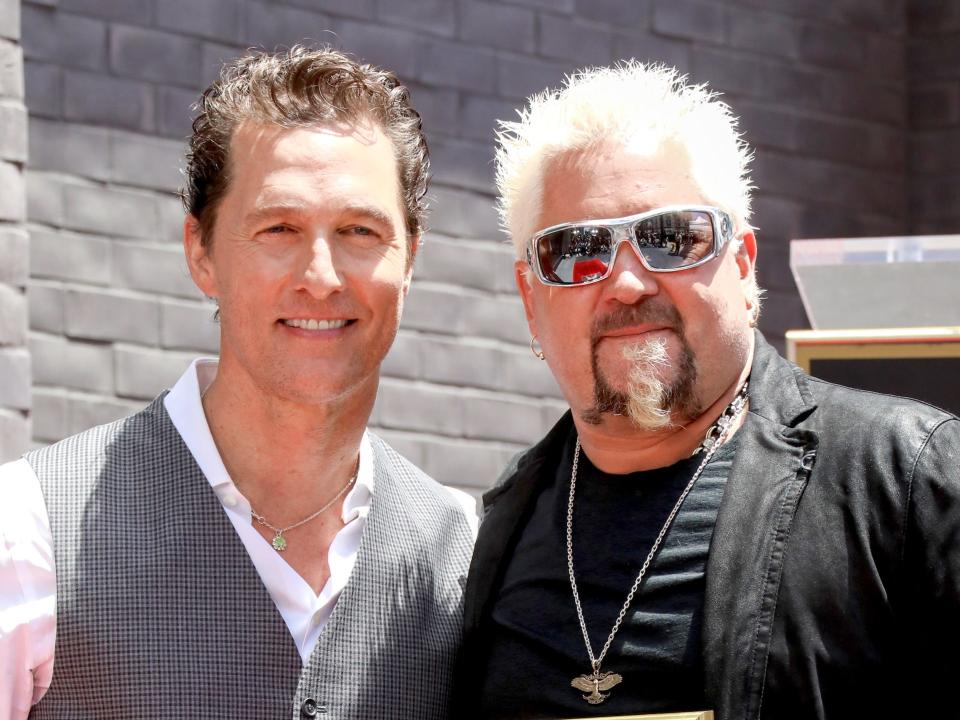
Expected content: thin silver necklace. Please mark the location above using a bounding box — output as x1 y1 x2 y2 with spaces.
566 382 749 705
250 464 358 553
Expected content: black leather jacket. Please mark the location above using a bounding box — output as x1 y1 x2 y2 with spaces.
457 332 960 719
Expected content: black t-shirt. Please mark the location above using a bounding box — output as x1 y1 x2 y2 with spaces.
477 428 738 719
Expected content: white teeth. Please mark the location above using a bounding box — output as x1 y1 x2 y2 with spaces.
284 318 349 330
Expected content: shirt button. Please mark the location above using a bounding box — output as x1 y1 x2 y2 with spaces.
223 494 238 508
300 698 319 717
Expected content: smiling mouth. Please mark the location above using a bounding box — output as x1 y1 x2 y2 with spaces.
282 318 353 331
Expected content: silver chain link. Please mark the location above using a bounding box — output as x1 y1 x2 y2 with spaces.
565 382 749 674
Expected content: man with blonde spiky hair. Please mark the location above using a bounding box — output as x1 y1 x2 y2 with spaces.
456 62 960 719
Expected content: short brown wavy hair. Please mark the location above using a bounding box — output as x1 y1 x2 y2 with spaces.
183 46 430 247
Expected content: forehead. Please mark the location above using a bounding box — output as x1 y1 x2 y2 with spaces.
225 121 403 218
537 140 707 229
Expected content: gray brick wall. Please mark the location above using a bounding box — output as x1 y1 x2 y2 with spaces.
0 0 30 462
8 0 960 492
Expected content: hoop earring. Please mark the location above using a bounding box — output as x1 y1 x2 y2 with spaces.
530 336 545 361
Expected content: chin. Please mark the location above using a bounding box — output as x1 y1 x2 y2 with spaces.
256 365 366 405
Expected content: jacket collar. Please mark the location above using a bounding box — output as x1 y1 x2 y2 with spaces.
746 329 817 427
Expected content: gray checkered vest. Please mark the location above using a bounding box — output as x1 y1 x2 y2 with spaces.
27 395 473 719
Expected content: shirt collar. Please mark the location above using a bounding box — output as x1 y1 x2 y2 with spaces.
163 358 375 523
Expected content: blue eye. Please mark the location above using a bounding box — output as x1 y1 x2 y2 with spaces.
342 226 384 243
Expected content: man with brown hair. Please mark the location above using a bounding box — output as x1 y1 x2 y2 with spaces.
0 47 475 719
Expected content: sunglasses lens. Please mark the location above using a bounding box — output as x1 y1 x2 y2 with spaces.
633 210 716 270
536 225 614 285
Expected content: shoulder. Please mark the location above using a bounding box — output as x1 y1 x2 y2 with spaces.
24 397 175 513
751 335 957 471
481 411 574 515
802 374 956 446
786 373 960 504
367 432 478 533
366 431 443 496
26 395 169 470
481 448 528 511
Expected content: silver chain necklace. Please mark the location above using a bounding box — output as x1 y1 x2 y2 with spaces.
250 464 358 553
566 382 749 705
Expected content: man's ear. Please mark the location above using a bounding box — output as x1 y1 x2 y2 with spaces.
736 230 759 319
515 260 538 338
736 230 757 281
183 215 217 298
402 235 420 296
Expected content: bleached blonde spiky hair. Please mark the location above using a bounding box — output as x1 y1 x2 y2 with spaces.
495 61 755 259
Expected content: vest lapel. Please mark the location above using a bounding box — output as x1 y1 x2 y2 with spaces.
298 439 406 708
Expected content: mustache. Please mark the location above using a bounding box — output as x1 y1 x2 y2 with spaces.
590 300 684 345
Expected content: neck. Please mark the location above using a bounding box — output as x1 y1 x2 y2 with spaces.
573 348 753 474
200 356 375 515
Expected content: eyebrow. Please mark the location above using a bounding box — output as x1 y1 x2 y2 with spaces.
244 202 398 231
339 203 397 230
244 202 307 226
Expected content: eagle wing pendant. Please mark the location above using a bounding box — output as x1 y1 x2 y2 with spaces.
571 670 623 704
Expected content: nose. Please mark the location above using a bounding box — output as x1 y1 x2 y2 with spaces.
601 238 659 305
298 235 344 298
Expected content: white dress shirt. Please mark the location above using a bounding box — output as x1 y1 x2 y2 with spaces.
0 359 477 720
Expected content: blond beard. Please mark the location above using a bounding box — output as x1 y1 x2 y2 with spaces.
583 334 700 429
622 337 675 431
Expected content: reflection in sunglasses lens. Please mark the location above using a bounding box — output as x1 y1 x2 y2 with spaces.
635 211 715 270
538 226 613 284
536 210 720 284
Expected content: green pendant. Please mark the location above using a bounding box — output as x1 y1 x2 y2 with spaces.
271 533 288 552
